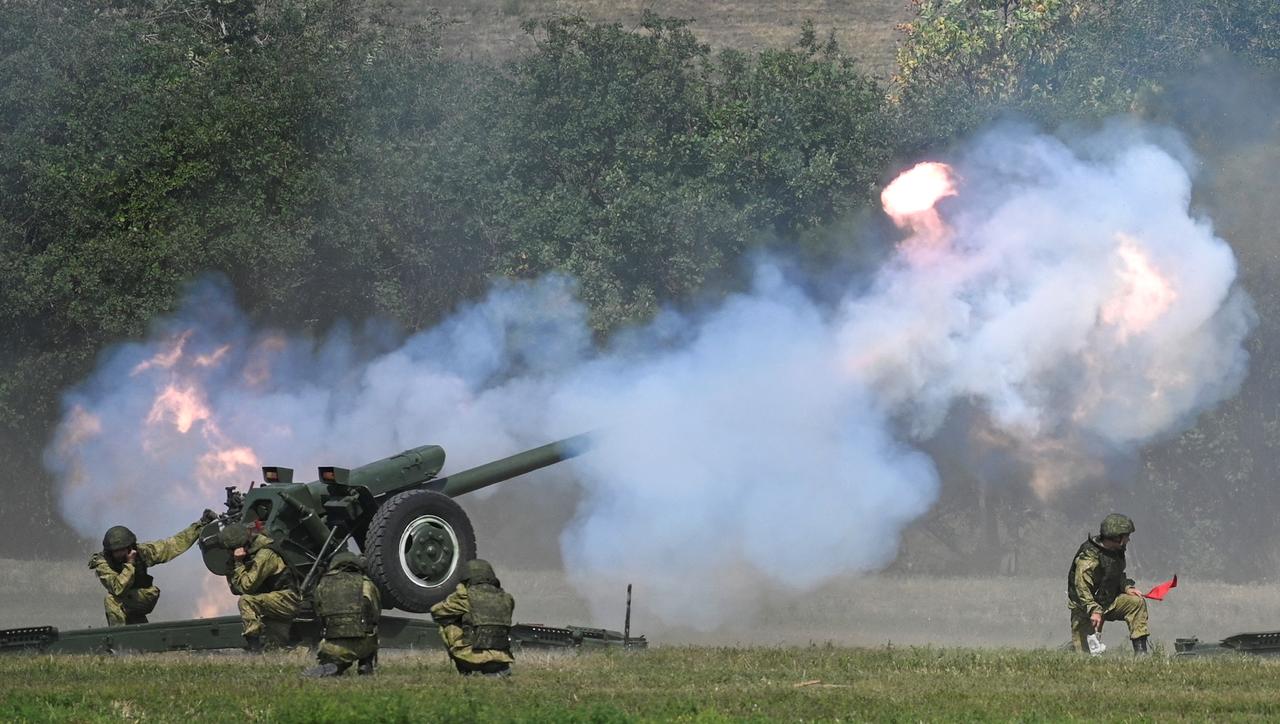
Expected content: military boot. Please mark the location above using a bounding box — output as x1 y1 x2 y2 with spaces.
244 635 265 654
1132 636 1151 655
302 662 344 678
263 620 293 650
357 654 376 676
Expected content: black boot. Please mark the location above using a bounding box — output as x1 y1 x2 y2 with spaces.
302 662 344 678
357 654 377 676
1132 636 1151 655
244 635 265 654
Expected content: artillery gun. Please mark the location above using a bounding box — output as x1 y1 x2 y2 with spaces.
199 433 591 612
1 432 650 655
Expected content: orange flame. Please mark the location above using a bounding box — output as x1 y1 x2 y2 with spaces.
881 162 958 255
146 384 212 434
131 331 193 376
193 344 231 368
1101 234 1176 340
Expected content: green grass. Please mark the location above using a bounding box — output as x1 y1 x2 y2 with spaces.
3 646 1280 722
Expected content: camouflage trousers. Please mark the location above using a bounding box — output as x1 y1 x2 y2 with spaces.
1070 593 1150 652
238 589 301 641
318 635 378 667
105 586 160 626
438 623 514 667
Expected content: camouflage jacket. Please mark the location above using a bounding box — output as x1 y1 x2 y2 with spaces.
87 521 203 596
228 535 295 595
430 583 515 665
1067 536 1136 614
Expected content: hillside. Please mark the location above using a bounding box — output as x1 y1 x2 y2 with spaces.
390 0 912 76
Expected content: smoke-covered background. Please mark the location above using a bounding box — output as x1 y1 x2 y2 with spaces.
44 124 1255 628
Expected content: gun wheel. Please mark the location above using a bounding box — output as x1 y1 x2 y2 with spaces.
365 489 476 612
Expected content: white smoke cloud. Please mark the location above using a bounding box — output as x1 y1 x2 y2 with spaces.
45 124 1253 627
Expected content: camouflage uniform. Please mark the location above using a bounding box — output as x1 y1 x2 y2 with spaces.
305 552 381 677
430 559 515 676
88 518 207 626
224 528 300 647
1067 514 1149 652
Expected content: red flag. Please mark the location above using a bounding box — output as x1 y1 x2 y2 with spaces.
1143 575 1178 601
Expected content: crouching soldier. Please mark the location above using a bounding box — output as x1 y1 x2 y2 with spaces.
430 559 515 677
219 523 301 651
1068 513 1151 654
304 551 381 677
90 510 217 626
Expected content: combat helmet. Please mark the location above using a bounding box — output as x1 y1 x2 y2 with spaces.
461 558 499 586
1100 513 1135 538
218 522 251 549
328 551 366 573
102 525 137 552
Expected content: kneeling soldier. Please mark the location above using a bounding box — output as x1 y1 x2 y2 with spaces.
1068 513 1151 654
304 551 381 677
219 522 301 651
90 511 216 626
430 559 515 677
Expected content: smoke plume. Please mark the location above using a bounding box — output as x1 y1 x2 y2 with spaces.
46 124 1253 627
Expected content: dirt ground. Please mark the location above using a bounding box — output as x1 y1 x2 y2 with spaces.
6 557 1279 651
387 0 912 78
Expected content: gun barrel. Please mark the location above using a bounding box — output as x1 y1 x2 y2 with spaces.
436 433 591 498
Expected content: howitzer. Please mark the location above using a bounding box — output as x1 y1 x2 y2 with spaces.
199 434 590 612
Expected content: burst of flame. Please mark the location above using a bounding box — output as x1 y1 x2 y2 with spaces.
146 384 212 434
1100 234 1176 341
131 331 193 376
193 344 231 368
881 161 958 255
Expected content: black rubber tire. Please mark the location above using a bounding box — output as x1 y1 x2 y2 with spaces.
365 489 476 612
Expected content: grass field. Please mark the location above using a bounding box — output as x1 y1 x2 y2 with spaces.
387 0 912 77
4 646 1280 721
8 559 1280 720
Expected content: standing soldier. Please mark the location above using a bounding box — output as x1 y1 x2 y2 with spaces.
429 559 515 677
1067 513 1151 654
89 510 217 626
304 551 381 677
218 522 301 651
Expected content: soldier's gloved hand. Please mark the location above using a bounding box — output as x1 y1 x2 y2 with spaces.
199 509 218 525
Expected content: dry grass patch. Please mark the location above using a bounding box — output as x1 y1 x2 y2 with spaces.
387 0 912 77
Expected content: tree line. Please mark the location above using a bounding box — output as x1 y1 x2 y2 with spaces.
1 0 1277 574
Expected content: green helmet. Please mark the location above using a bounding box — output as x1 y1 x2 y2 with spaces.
462 558 498 586
218 523 251 549
329 551 366 573
102 525 137 552
1100 513 1136 538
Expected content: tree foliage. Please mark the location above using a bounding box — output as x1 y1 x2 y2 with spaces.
0 2 890 552
1 0 1277 572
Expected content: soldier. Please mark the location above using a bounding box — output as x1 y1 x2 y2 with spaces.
1067 513 1151 654
89 510 217 626
303 551 381 677
219 522 301 651
429 559 515 677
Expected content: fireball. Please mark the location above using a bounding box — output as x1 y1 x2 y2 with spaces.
881 161 959 256
1100 234 1176 340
